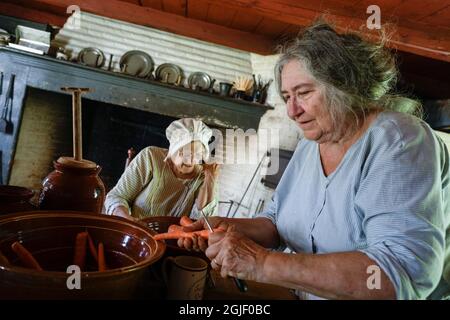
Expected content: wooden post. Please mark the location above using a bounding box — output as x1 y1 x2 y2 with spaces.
61 87 92 161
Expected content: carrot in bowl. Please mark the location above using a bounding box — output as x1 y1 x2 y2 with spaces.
0 250 10 267
11 241 43 271
73 231 88 270
98 242 106 272
86 231 98 263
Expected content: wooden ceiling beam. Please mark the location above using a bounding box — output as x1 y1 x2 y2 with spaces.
0 2 67 27
201 0 450 62
1 0 275 55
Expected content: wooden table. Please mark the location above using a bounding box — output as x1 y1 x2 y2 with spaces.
203 271 297 300
140 268 297 300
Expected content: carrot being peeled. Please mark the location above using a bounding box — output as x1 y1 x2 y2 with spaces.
168 224 183 233
11 241 43 271
153 231 194 240
98 242 106 272
153 228 219 241
180 216 194 227
73 231 88 271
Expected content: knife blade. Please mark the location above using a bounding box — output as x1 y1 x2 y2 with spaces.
200 210 248 293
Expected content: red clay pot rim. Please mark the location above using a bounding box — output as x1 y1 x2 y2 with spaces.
0 211 166 278
0 185 34 202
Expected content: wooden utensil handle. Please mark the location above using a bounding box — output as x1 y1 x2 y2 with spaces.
61 87 92 161
73 90 82 161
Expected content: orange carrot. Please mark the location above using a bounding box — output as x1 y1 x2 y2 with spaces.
168 224 184 233
153 231 195 240
11 241 43 271
180 216 194 227
73 231 88 270
0 250 10 266
153 228 220 241
98 242 106 272
86 232 98 263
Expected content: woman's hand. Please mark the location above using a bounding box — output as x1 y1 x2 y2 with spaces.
206 227 269 282
177 216 229 252
202 162 220 180
112 206 135 221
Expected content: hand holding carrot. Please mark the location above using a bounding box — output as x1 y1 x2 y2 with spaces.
177 216 230 252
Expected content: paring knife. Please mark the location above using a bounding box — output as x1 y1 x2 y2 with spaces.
200 211 248 293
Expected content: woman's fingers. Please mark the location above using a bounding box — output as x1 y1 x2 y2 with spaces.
205 231 226 260
182 219 204 232
182 237 193 251
191 234 200 251
209 230 226 245
176 237 193 251
197 236 208 252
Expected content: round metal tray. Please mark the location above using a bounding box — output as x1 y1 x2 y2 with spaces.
155 63 183 85
77 47 105 68
188 72 212 91
119 50 154 78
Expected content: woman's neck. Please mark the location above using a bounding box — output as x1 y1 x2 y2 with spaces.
321 110 380 151
318 111 380 176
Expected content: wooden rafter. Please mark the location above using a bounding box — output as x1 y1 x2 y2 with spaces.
0 0 275 54
201 0 450 62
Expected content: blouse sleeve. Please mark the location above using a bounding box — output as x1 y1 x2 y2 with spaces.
356 123 449 299
104 147 154 215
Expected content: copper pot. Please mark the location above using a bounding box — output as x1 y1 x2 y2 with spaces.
0 211 166 299
0 185 36 215
39 157 106 214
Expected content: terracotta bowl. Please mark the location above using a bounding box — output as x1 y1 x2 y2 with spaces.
0 211 166 299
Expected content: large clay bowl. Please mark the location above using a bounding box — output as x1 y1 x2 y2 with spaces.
0 211 165 299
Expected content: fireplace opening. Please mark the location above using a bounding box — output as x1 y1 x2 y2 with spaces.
10 88 177 192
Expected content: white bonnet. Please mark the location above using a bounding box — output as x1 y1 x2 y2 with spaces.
165 118 212 160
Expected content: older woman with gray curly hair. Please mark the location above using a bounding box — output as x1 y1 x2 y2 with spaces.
178 22 450 300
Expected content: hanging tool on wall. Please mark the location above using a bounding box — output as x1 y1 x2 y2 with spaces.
0 74 15 134
230 153 267 218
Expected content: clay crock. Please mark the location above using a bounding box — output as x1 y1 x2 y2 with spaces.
39 157 105 214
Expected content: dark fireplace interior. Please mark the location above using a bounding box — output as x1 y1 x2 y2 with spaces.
82 99 177 190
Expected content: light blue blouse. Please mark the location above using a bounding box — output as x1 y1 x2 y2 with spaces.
257 111 450 299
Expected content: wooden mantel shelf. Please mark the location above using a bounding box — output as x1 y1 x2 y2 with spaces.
0 47 272 129
0 47 273 183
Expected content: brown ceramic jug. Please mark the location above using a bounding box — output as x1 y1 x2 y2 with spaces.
38 156 105 213
0 185 36 214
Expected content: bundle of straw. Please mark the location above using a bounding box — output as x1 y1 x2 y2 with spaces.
233 75 253 93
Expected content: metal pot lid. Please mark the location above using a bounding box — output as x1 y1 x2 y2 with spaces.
155 63 183 84
78 47 105 68
188 72 212 91
119 50 154 78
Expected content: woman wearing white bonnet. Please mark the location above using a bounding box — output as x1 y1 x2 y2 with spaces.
104 118 219 219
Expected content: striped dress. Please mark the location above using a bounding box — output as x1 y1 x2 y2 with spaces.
104 146 217 219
